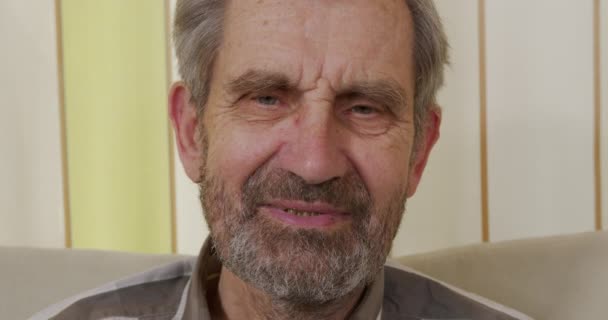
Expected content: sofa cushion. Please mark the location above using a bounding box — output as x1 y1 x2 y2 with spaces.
0 246 190 319
4 231 607 319
398 231 608 320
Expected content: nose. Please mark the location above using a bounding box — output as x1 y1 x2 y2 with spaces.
276 106 350 185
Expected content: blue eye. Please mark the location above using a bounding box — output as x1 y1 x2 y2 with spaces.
256 96 279 106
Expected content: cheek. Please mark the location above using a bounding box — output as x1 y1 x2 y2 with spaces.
353 139 412 207
205 123 282 192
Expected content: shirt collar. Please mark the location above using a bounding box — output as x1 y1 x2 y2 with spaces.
182 237 384 319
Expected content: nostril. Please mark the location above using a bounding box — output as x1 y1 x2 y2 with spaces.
287 157 347 185
294 173 341 186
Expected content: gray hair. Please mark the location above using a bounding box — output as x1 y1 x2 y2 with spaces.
173 0 449 138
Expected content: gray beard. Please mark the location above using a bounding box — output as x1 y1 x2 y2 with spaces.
224 213 374 305
199 162 407 310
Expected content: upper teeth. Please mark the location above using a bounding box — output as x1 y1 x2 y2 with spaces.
285 208 321 217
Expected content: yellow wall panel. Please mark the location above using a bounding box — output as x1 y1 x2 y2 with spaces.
61 0 172 253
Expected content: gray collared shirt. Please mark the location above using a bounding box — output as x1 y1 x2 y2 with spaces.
31 238 532 320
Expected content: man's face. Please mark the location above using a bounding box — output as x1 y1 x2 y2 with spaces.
174 0 439 305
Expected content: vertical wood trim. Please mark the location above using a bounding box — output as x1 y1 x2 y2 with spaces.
594 0 603 231
55 0 72 248
478 0 490 242
165 0 178 253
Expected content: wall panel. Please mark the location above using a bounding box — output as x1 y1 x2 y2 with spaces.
486 0 596 241
173 146 207 255
392 0 482 256
0 1 66 248
61 0 172 253
602 0 608 230
167 0 209 255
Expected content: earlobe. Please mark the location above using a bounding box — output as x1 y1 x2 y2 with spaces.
406 106 442 198
169 82 204 182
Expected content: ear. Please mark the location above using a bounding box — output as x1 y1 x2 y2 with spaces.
406 106 441 198
169 82 204 183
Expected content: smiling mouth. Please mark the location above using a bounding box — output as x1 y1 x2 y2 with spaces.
259 201 350 228
282 208 324 217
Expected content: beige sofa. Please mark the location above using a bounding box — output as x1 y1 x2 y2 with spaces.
3 231 607 319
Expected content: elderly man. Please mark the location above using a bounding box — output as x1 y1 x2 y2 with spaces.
34 0 531 319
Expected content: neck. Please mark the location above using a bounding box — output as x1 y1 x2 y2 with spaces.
209 266 365 320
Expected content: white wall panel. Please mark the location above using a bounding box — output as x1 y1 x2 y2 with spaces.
0 1 65 248
486 0 596 241
168 0 209 255
602 0 608 230
174 144 208 255
392 0 482 256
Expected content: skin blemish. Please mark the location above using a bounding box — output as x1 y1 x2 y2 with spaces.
293 111 302 126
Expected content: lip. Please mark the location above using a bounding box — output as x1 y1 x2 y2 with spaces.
259 200 350 228
265 200 346 215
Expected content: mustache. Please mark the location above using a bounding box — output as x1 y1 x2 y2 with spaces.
241 165 372 217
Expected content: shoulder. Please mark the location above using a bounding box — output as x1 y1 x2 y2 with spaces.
382 260 533 320
29 258 196 320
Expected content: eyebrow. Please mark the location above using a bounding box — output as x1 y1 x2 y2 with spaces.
226 69 294 96
226 69 409 113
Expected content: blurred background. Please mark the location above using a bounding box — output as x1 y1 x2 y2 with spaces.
0 0 606 257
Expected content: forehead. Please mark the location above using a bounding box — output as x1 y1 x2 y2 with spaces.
217 0 415 93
